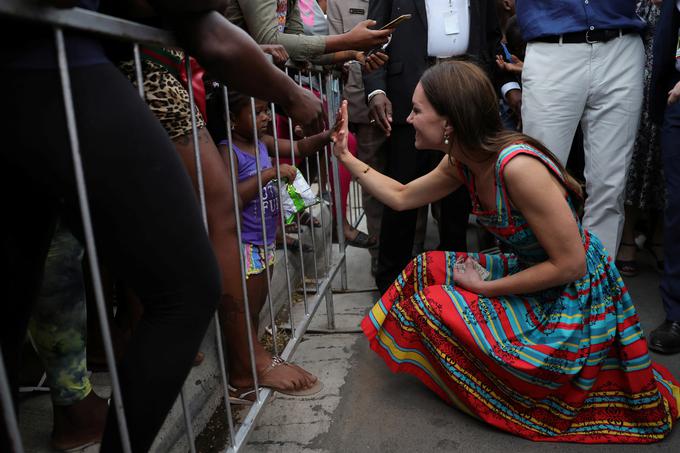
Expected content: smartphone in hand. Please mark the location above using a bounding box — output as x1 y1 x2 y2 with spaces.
365 14 412 56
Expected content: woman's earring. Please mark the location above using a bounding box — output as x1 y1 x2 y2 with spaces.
443 134 450 145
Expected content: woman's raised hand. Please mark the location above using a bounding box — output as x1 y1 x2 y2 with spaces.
331 100 350 161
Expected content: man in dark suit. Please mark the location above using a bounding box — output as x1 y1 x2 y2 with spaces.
363 0 518 293
648 0 680 354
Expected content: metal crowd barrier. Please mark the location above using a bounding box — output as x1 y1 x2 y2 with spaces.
0 1 368 452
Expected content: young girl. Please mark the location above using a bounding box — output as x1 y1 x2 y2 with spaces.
217 92 336 399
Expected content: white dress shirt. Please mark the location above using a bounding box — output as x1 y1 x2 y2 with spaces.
425 0 470 57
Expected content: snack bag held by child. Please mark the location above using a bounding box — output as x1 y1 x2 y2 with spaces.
281 169 319 224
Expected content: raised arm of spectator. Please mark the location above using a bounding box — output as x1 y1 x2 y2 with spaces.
233 0 391 61
165 10 325 134
260 129 334 159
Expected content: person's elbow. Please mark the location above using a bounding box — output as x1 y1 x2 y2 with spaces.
560 250 587 283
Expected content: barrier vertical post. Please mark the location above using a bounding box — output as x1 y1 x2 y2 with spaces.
285 66 309 314
270 101 297 340
248 97 278 356
0 347 24 453
326 72 348 291
55 27 133 453
222 87 261 403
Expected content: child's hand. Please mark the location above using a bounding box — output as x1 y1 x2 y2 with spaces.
668 81 680 105
331 100 351 162
495 54 524 74
278 164 298 183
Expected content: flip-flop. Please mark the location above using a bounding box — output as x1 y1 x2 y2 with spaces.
345 231 377 249
227 384 260 405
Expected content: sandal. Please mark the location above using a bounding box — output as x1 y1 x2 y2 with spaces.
229 357 322 403
227 384 260 405
345 230 377 249
260 356 323 396
615 242 638 277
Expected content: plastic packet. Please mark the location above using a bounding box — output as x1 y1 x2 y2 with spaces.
281 169 320 224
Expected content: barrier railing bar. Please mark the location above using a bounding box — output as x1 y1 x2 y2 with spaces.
325 73 348 291
0 346 25 453
219 87 241 448
0 1 177 48
181 56 211 453
54 26 133 453
132 43 145 99
315 150 330 276
285 67 309 315
222 87 261 404
301 70 320 291
180 390 197 453
314 72 335 330
249 97 279 357
270 102 297 340
225 248 347 453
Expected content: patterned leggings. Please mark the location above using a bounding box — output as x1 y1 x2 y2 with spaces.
29 221 91 406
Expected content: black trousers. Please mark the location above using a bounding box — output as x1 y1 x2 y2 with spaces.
660 92 680 322
375 124 471 293
0 64 221 452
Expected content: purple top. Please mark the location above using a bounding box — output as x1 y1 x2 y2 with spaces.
226 140 279 246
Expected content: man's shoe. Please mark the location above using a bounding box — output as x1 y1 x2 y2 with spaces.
648 320 680 354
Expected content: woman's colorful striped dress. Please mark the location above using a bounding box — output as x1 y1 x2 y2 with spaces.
362 144 680 443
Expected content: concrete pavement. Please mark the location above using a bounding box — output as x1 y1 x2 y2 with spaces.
243 235 680 453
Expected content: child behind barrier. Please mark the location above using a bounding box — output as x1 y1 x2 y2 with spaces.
217 92 338 401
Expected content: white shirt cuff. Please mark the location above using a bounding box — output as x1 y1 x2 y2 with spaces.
501 82 521 100
367 89 386 103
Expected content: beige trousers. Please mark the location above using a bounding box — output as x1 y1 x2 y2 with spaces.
522 34 644 256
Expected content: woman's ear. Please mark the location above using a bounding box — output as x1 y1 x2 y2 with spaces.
443 121 454 137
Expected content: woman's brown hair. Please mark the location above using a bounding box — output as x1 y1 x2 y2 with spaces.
418 60 583 201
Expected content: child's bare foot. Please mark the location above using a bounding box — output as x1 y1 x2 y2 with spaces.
51 391 108 451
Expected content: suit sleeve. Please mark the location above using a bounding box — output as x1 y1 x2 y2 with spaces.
362 0 392 98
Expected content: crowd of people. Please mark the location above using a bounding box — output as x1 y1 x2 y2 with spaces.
1 0 680 451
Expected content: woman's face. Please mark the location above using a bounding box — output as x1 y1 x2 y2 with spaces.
406 83 449 151
233 99 271 139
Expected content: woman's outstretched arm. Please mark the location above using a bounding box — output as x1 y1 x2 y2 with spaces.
455 155 586 297
332 100 462 211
